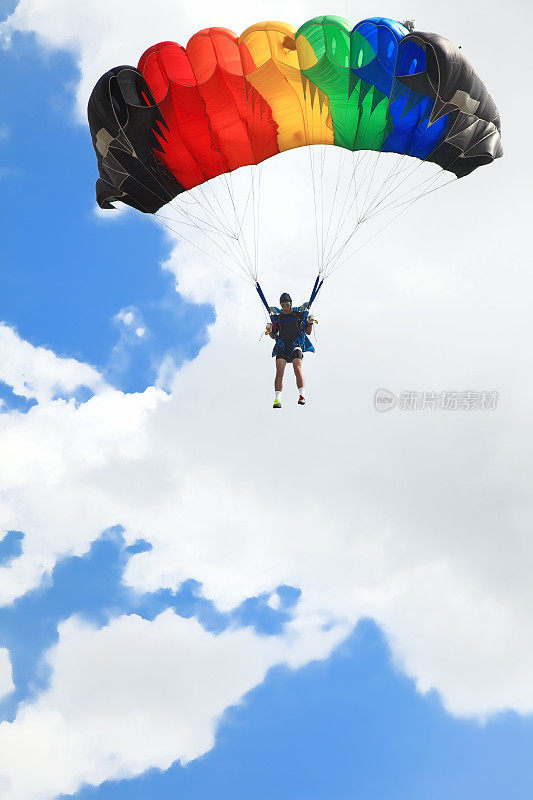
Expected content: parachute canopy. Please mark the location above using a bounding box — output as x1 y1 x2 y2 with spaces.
88 15 502 214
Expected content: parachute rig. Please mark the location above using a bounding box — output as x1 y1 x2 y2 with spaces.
88 16 502 316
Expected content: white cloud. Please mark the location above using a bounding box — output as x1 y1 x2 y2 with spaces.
0 0 531 796
0 125 9 143
93 201 127 220
115 309 136 328
0 0 309 120
267 591 282 611
107 307 151 379
0 611 348 800
0 324 105 404
114 309 147 339
0 649 14 701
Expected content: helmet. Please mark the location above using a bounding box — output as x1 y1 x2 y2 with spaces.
280 293 292 304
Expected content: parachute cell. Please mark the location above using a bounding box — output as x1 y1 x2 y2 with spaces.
87 66 184 212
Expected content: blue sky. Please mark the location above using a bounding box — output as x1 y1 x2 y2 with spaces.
0 25 213 396
1 2 532 799
1 528 533 799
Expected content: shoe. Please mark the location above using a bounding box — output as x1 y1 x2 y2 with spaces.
273 399 282 409
298 395 306 405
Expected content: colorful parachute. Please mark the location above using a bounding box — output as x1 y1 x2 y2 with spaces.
88 16 502 293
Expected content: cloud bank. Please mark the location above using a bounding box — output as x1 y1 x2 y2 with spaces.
0 612 348 800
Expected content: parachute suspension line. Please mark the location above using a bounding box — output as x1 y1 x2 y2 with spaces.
308 145 322 278
362 175 457 222
154 206 255 279
153 213 254 286
99 139 254 276
350 139 383 219
325 163 458 277
241 72 267 288
318 95 385 276
358 109 469 228
323 150 361 264
180 82 260 283
255 164 263 283
250 164 259 283
317 143 326 275
97 113 232 241
150 69 467 301
327 176 458 278
321 102 458 279
148 162 259 279
300 73 324 280
329 83 357 219
125 140 243 251
155 209 229 237
358 152 411 222
151 141 251 256
222 61 267 285
358 147 388 222
371 156 447 216
222 162 258 279
172 172 236 239
184 183 238 240
164 187 254 279
350 44 407 227
358 153 424 222
322 144 350 271
355 137 456 232
360 166 448 223
320 164 418 278
321 147 364 270
157 194 239 242
351 58 410 227
345 122 461 266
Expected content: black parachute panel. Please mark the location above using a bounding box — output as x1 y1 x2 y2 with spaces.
394 32 503 178
87 66 184 213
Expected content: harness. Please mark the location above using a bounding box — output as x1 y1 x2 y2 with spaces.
274 310 307 351
256 274 323 355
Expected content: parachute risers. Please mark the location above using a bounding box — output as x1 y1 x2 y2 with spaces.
256 275 323 321
255 282 271 315
308 275 324 308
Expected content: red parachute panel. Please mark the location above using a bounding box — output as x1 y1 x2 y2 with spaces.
138 29 279 190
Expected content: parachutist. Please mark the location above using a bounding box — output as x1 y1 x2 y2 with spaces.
268 293 315 408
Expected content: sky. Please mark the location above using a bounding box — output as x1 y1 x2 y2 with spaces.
0 1 532 798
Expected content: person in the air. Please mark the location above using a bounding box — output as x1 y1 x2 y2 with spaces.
267 292 315 408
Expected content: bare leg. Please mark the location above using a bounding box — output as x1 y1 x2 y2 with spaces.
275 358 286 392
293 358 304 390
